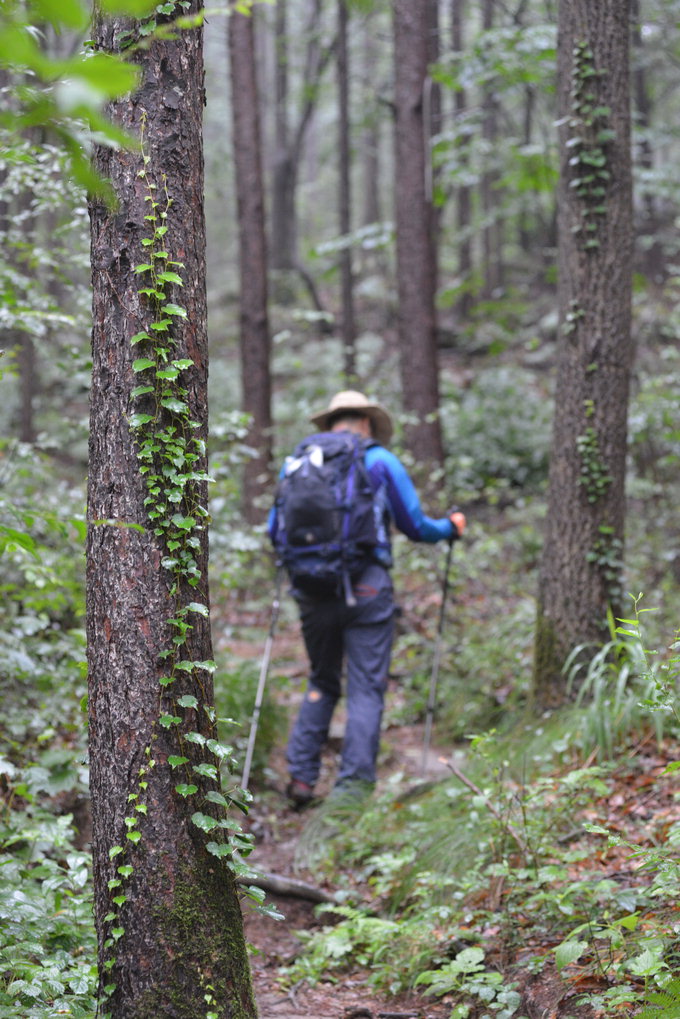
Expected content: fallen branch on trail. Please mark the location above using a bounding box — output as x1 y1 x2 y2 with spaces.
237 867 337 904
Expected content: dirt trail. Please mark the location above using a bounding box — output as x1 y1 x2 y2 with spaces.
241 720 453 1019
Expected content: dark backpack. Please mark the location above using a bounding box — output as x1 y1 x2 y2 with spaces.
273 431 379 603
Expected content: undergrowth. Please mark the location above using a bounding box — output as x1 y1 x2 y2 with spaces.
284 613 680 1018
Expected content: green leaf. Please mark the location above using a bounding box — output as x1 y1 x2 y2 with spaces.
175 783 198 798
178 695 199 709
186 601 209 616
168 755 189 768
184 731 206 745
108 845 124 859
171 515 196 530
191 811 219 832
193 762 218 781
160 396 189 414
126 830 142 844
555 939 588 971
159 675 175 686
129 413 153 427
131 384 154 398
118 865 134 877
162 303 187 318
98 0 158 15
206 841 231 859
159 714 181 727
157 271 184 285
132 357 155 372
32 0 88 30
205 790 229 808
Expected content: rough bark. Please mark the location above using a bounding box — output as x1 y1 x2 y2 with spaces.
393 0 444 468
533 0 633 706
87 5 257 1016
229 1 273 522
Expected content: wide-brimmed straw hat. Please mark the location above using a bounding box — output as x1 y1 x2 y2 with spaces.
309 390 393 446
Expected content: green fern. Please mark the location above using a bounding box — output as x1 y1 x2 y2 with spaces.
638 979 680 1019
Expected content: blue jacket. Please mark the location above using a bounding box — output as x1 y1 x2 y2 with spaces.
268 433 454 566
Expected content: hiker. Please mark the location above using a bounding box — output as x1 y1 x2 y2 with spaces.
268 390 466 808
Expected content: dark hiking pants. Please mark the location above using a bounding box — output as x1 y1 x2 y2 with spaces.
287 563 395 788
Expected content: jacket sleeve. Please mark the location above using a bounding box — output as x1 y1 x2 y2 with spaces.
365 446 454 543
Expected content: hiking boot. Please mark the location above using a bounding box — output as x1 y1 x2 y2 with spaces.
286 778 315 809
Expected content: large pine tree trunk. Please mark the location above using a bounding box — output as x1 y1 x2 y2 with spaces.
533 0 633 706
393 0 444 469
229 2 273 521
87 5 257 1016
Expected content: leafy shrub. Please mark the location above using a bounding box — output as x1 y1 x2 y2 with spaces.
441 366 552 497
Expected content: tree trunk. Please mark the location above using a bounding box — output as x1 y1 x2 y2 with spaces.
87 5 257 1016
229 1 273 522
270 0 296 271
393 0 444 468
451 0 473 318
337 0 356 382
481 0 503 298
533 0 633 707
360 27 381 228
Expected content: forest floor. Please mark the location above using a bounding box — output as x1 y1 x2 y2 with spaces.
223 617 455 1019
219 593 680 1019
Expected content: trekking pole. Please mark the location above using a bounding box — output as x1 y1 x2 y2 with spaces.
421 534 456 777
240 566 283 791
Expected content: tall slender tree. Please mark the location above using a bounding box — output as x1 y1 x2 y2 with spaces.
229 0 273 520
337 0 356 381
451 0 473 319
533 0 633 706
393 0 444 468
87 3 257 1014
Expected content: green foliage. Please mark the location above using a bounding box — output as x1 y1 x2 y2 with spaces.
441 367 551 499
564 597 680 759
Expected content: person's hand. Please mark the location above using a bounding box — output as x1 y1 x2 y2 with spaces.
449 510 466 539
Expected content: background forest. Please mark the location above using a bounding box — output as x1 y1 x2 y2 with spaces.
2 0 680 1017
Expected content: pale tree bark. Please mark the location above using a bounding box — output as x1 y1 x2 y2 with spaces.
451 0 473 319
269 0 335 287
533 0 633 706
229 1 273 521
87 4 257 1015
481 0 503 298
337 0 356 382
393 0 444 469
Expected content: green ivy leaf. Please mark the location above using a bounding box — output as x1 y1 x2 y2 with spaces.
118 865 134 877
126 830 142 844
177 695 198 709
193 762 218 781
162 303 187 318
132 358 155 372
131 384 154 398
157 271 183 285
129 412 154 428
159 714 181 727
175 783 198 798
168 755 189 768
206 841 231 859
185 732 207 748
191 811 219 832
205 790 229 808
161 396 189 414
